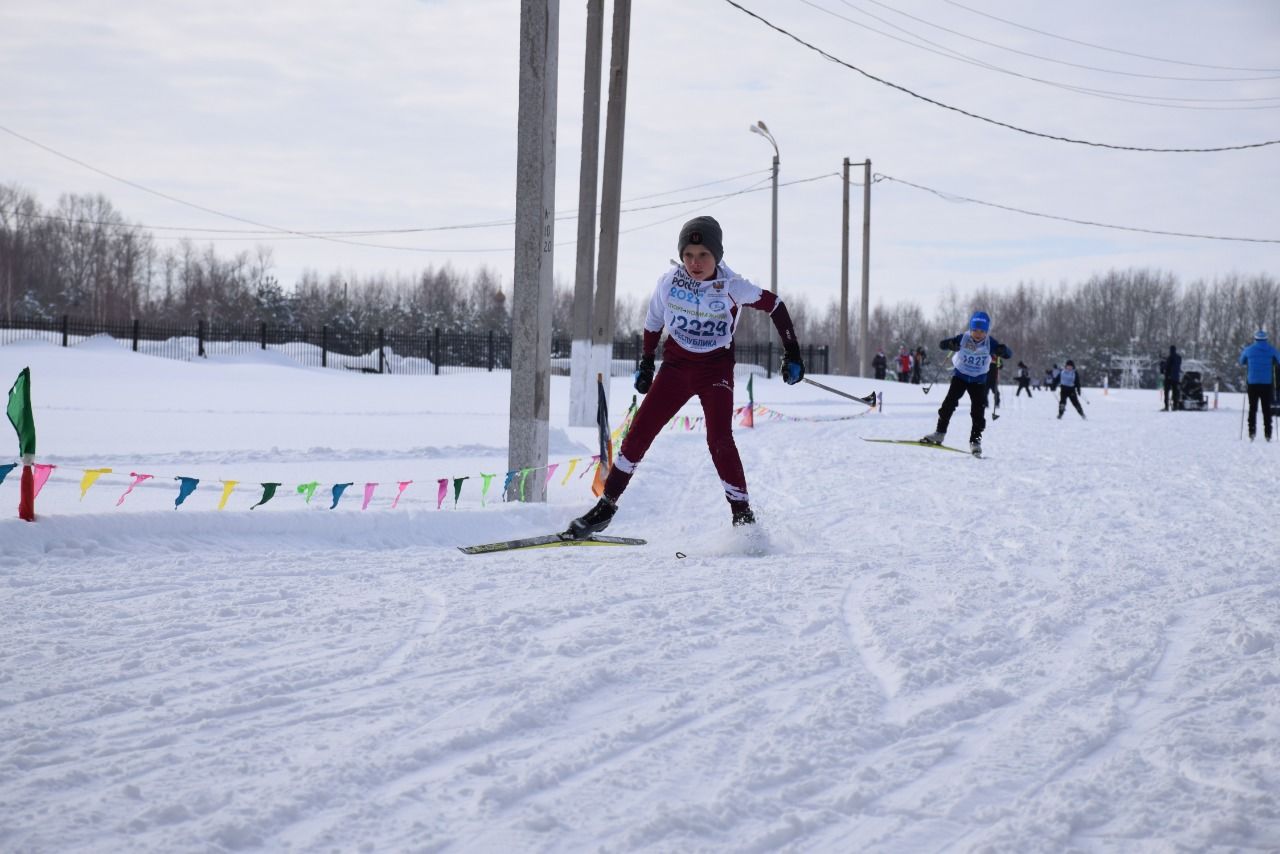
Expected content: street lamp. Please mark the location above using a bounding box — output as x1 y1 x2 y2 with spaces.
749 120 779 294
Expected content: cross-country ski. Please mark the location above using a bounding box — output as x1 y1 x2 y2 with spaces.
459 532 647 555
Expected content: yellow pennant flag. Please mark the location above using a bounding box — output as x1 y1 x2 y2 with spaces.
217 480 239 510
78 468 112 500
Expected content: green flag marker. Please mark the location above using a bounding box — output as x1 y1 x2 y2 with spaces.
7 367 35 459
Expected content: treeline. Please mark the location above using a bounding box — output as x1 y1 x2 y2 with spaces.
2 185 1276 384
868 271 1279 386
0 185 661 339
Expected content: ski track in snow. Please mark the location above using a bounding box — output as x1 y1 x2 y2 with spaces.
1 345 1278 852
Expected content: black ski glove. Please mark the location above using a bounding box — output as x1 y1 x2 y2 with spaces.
781 350 805 385
634 355 655 394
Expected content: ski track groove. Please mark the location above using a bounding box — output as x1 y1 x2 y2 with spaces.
5 369 1279 852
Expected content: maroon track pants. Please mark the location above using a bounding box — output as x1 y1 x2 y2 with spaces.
603 354 747 505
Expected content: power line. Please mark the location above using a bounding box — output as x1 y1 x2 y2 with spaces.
941 0 1280 74
0 124 407 253
0 125 777 250
621 172 840 235
2 149 838 252
876 173 1280 243
2 169 774 237
800 0 1280 112
720 0 1280 151
827 0 1280 84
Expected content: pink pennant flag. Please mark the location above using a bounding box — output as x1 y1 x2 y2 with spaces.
392 480 412 510
117 472 153 506
362 482 377 510
32 464 56 498
544 463 559 485
436 478 448 510
581 455 600 477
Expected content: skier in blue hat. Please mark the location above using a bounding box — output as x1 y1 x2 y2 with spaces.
921 311 1012 456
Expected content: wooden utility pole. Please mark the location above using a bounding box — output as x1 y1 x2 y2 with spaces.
507 0 559 502
569 0 604 427
589 0 631 398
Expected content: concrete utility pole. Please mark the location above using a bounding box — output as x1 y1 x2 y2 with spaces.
842 159 872 376
590 0 632 397
507 0 559 502
840 157 850 375
569 0 604 427
859 158 871 378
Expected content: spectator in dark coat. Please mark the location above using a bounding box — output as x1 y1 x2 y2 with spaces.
872 349 887 380
1161 345 1182 411
911 346 926 384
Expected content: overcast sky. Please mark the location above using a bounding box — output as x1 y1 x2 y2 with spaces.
3 0 1278 313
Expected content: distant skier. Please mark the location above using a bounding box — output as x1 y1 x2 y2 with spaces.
1049 364 1061 391
1015 361 1033 397
565 215 804 538
987 354 1003 416
1161 345 1182 411
1057 359 1086 420
1239 330 1280 441
920 311 1012 456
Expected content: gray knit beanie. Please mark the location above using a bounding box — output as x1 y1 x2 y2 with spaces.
678 216 723 264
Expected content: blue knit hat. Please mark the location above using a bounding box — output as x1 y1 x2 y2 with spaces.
1256 329 1269 340
969 311 990 332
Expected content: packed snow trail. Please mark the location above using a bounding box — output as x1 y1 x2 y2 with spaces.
2 343 1278 852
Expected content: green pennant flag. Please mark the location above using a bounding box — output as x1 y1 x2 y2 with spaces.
7 368 36 458
251 482 282 509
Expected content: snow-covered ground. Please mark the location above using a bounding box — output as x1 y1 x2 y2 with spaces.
2 338 1277 853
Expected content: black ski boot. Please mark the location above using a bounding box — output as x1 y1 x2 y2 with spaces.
729 499 756 527
566 496 617 539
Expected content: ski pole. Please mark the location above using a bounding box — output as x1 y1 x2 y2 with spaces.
801 377 876 407
1240 372 1247 440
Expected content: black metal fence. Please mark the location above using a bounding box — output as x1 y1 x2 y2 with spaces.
0 316 829 377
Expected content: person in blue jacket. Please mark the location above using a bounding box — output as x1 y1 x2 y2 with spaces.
1239 329 1280 441
921 311 1012 455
